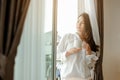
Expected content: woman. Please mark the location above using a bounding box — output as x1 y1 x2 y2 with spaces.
57 12 99 80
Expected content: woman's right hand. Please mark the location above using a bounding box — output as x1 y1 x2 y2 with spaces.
66 48 81 57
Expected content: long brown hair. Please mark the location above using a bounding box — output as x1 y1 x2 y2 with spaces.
78 12 99 52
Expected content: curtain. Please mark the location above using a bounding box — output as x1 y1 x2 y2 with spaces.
78 0 103 80
14 0 54 80
0 0 30 80
94 0 104 80
14 0 44 80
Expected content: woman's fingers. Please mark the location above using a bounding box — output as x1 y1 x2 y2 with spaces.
68 48 82 55
73 48 81 53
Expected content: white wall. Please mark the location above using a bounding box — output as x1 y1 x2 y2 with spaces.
103 0 120 80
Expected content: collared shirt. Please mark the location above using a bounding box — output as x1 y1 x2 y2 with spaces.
57 33 98 80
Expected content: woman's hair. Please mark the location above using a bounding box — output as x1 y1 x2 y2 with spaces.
78 12 99 52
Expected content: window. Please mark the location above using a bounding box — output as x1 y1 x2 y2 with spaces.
57 0 78 37
56 0 78 79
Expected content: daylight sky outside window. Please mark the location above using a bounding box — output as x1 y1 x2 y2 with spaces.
44 0 78 36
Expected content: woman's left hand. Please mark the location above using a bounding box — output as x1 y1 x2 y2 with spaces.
82 41 92 55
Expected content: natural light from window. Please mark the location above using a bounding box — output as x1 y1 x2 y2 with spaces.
44 0 78 37
57 0 78 37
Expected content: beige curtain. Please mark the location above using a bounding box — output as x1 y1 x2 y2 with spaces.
0 0 30 80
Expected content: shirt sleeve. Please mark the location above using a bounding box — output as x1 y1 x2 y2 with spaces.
57 34 69 62
85 51 98 68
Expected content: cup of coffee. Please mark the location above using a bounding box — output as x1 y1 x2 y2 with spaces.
73 39 82 48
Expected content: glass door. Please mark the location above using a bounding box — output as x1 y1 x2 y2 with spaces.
56 0 78 80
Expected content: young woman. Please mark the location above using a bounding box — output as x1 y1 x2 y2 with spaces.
57 12 99 80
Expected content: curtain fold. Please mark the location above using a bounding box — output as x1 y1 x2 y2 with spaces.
94 0 104 80
14 0 49 80
0 0 30 80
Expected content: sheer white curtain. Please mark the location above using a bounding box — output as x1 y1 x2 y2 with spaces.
14 0 49 80
84 0 100 46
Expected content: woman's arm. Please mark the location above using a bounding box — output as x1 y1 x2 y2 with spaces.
65 48 81 57
83 42 98 67
57 33 73 61
82 41 92 55
85 52 98 67
57 33 82 61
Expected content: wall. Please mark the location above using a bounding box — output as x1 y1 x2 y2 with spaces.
103 0 120 80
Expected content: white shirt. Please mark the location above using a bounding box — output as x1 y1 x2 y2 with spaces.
57 33 98 80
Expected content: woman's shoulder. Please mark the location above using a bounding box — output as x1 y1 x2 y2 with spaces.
62 33 76 38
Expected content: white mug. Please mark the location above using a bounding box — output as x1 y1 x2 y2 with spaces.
73 39 82 48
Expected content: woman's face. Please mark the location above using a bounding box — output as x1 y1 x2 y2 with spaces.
76 16 85 35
